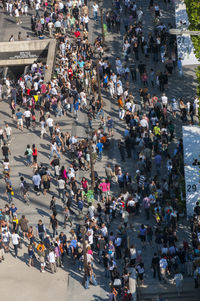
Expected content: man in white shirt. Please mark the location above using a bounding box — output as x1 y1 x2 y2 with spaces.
24 109 31 129
116 83 123 98
83 15 89 31
35 2 40 19
101 224 108 238
93 2 99 21
48 249 57 273
57 177 66 202
15 8 22 25
4 124 12 142
11 231 20 257
159 257 168 283
80 91 87 108
32 172 41 195
46 115 54 137
161 93 168 108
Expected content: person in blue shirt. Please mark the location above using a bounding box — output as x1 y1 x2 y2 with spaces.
106 116 114 136
16 108 24 131
96 140 103 161
74 99 80 121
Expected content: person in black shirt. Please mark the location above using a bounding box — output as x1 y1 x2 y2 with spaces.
49 214 58 238
151 253 161 280
2 143 11 160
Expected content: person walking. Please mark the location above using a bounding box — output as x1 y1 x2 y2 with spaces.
48 248 57 274
11 230 20 258
151 253 161 281
19 215 29 239
49 141 61 159
85 262 98 289
36 220 46 241
49 214 58 238
16 108 23 131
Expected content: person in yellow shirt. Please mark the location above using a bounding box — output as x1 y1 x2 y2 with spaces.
153 123 161 137
12 214 19 232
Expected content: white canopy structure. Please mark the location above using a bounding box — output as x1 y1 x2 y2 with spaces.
182 126 200 216
175 0 200 66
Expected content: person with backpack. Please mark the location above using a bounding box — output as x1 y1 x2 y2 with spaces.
24 144 33 166
20 177 30 205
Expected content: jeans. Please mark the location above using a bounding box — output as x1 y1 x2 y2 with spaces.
35 9 40 19
6 135 11 141
25 117 31 129
58 188 65 202
56 108 63 117
13 244 18 257
98 151 102 161
26 155 32 165
105 268 110 278
39 232 45 241
156 164 161 176
88 119 92 129
52 227 58 238
96 109 104 120
93 11 97 20
49 127 53 137
78 261 84 271
85 275 97 289
50 149 60 159
7 192 13 203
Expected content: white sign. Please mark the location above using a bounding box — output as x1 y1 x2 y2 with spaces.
182 125 200 166
183 125 200 216
184 166 200 217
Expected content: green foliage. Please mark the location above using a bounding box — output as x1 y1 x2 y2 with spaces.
185 0 200 104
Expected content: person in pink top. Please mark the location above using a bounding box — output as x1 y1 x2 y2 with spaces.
98 179 110 202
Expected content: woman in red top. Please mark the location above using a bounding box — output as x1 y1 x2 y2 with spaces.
81 177 88 193
32 144 38 163
68 67 73 81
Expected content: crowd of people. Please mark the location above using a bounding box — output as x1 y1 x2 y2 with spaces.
0 0 200 300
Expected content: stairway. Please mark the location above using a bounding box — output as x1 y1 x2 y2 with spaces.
139 278 200 301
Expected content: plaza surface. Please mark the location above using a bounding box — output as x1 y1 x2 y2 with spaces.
0 1 199 301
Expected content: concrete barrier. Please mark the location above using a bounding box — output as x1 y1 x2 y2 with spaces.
0 39 56 82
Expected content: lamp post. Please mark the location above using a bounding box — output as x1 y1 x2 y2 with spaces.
98 0 105 45
86 127 95 190
80 225 87 272
96 59 102 104
89 138 95 190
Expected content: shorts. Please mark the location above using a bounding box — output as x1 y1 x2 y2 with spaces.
101 192 107 198
17 119 23 126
